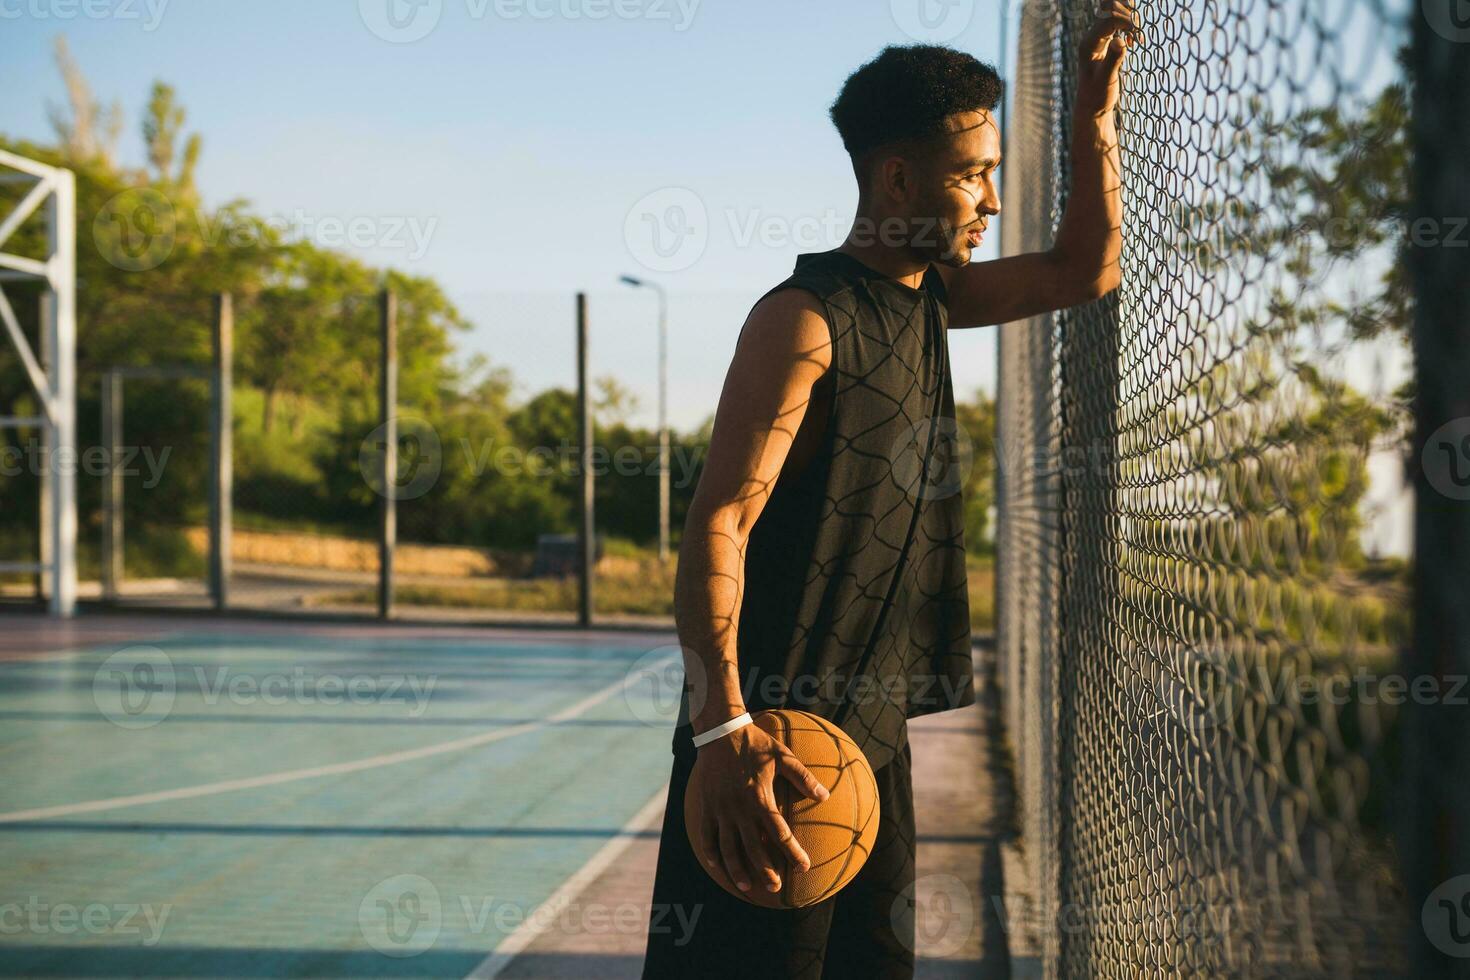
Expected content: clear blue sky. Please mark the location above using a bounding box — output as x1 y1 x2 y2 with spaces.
0 0 1008 432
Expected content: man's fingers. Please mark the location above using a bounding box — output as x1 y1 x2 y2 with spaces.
778 751 831 803
760 806 812 872
1098 3 1143 39
736 816 783 893
697 814 721 875
1097 0 1138 26
717 820 751 893
1087 22 1138 64
1086 0 1143 56
1091 17 1140 42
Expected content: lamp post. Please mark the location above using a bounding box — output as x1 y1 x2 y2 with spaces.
619 274 670 562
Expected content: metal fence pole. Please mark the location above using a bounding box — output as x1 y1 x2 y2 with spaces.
210 293 233 610
1406 9 1470 976
46 169 76 617
577 292 594 628
379 289 397 621
997 0 1065 965
101 370 123 602
36 292 51 603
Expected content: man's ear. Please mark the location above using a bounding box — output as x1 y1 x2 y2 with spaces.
876 153 913 204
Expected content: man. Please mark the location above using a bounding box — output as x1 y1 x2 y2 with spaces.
643 8 1137 977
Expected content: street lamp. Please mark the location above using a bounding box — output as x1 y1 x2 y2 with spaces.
619 274 670 562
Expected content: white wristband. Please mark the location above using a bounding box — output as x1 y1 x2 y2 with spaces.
691 712 752 748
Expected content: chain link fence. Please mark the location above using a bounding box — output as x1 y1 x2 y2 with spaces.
995 0 1432 973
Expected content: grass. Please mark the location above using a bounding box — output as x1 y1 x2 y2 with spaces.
233 512 374 540
319 551 680 617
318 549 999 629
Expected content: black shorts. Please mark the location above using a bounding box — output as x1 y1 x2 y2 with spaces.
641 735 917 980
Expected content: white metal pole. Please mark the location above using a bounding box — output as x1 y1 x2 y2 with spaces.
37 292 52 603
47 169 76 617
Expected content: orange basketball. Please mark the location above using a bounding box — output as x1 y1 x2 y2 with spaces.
683 708 880 909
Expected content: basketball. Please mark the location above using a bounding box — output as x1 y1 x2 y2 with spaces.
683 708 880 909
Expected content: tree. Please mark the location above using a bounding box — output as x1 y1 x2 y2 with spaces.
3 45 476 572
594 375 641 427
954 391 997 555
142 81 202 192
1158 58 1414 580
46 36 122 166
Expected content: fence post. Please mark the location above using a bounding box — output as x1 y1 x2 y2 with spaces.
36 292 51 604
210 293 233 610
996 1 1068 967
1406 10 1470 976
46 169 76 617
101 370 122 601
577 292 594 628
379 289 397 621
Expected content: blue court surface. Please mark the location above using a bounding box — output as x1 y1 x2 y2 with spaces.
0 616 683 978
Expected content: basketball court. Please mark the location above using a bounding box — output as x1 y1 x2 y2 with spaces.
0 613 1010 977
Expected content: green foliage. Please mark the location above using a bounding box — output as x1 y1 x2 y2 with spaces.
142 81 200 190
1 49 476 565
955 390 997 555
1162 65 1415 580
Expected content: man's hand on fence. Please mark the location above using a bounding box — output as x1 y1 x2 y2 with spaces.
1074 0 1141 121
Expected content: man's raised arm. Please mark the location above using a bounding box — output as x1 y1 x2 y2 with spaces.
941 0 1140 328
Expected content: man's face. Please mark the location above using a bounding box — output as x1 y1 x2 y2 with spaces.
902 109 1003 267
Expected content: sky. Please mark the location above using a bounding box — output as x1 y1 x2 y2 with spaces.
0 0 1010 434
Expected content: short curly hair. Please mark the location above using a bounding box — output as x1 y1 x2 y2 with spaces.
829 44 1003 167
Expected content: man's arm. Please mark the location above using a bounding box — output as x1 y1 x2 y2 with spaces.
674 287 833 895
940 0 1139 328
674 287 831 735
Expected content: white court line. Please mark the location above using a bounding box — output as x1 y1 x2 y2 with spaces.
465 785 670 980
0 672 640 824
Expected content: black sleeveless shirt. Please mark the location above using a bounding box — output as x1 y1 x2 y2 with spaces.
673 248 975 773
